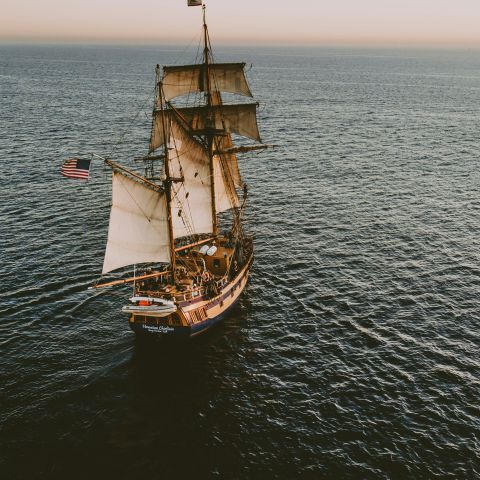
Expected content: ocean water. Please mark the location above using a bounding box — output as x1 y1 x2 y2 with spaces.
1 43 480 478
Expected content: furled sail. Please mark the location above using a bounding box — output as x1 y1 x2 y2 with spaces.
102 171 170 273
162 63 252 101
168 118 214 238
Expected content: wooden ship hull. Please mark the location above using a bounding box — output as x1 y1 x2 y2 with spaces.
128 253 253 338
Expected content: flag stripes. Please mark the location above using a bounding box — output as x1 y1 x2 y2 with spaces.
61 158 91 180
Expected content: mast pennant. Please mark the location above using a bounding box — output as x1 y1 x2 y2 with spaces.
187 0 203 6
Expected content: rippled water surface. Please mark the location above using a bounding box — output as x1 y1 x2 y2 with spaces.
1 44 480 478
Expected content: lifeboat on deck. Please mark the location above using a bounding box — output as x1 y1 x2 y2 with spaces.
121 296 177 317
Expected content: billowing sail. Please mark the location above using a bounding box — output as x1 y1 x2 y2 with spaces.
162 63 252 101
213 153 240 213
168 118 214 238
215 134 243 188
102 172 170 273
150 103 260 153
209 91 243 189
149 109 169 154
177 104 261 142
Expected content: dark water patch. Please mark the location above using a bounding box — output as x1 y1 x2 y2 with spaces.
2 44 480 478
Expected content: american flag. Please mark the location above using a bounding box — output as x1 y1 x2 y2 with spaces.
61 158 91 180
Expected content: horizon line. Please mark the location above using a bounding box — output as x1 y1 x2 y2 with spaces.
3 37 480 50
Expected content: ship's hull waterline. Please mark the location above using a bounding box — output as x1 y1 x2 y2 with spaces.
128 255 253 338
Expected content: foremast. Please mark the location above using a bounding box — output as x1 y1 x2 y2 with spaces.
155 64 177 282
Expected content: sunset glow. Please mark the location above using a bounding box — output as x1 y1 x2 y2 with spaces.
2 0 480 46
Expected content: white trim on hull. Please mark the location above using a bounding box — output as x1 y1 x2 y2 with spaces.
129 254 253 337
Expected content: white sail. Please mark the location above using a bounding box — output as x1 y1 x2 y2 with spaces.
168 119 214 238
213 153 240 213
150 103 260 153
215 134 243 188
102 172 170 274
177 103 261 142
209 92 243 189
162 63 252 101
149 109 169 154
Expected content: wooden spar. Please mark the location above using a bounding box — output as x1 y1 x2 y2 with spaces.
134 154 165 162
213 144 275 155
175 236 215 253
208 139 218 236
203 5 218 237
89 271 169 289
203 5 212 107
105 159 162 191
166 102 194 133
158 74 177 282
91 237 213 289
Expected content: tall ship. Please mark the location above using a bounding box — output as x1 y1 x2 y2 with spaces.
92 3 267 337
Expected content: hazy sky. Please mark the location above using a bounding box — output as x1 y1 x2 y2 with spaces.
2 0 480 46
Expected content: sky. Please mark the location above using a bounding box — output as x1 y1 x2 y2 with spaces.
2 0 480 47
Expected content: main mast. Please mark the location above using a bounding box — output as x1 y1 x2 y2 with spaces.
203 5 218 237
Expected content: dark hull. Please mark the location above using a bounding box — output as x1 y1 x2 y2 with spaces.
129 295 240 338
128 254 252 338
